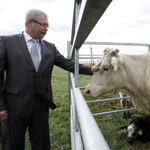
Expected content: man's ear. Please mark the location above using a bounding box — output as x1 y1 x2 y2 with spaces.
111 56 123 71
120 126 127 133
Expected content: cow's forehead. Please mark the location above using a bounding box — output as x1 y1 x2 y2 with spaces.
100 56 112 66
127 123 136 131
101 52 120 66
103 47 119 56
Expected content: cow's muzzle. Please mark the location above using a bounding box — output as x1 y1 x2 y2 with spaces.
85 88 90 95
85 86 91 97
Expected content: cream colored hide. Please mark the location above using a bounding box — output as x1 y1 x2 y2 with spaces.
85 47 150 114
96 58 132 118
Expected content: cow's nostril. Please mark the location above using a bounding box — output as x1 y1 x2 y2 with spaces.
86 89 90 94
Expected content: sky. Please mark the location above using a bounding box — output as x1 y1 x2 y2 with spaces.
1 0 150 57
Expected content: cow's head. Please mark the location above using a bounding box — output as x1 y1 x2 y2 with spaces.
85 47 124 98
120 123 142 143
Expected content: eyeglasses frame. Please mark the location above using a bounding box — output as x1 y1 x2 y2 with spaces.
31 19 50 28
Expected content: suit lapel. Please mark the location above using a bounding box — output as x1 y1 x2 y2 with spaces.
16 33 50 74
38 39 46 72
16 33 35 69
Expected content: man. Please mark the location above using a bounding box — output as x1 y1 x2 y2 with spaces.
0 9 100 150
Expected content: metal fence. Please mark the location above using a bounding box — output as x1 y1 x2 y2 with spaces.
77 41 150 118
67 0 150 150
68 41 150 150
69 73 110 150
68 0 113 149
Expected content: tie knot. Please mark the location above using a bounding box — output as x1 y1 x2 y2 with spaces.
31 39 38 43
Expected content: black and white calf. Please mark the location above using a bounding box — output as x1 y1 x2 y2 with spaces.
120 115 150 143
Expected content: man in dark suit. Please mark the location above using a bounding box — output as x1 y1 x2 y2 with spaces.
0 9 100 150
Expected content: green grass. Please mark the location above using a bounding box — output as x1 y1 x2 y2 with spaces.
49 67 70 150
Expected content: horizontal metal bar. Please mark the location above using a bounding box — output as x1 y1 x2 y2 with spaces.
79 86 86 89
70 0 112 58
79 54 102 56
79 57 101 59
86 97 131 104
79 87 86 89
79 81 89 83
84 41 150 46
93 108 137 117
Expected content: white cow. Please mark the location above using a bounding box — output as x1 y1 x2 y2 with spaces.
95 59 133 118
85 47 150 114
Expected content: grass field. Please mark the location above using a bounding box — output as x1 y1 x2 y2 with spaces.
2 66 150 150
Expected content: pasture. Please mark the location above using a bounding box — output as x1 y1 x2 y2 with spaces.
1 66 150 149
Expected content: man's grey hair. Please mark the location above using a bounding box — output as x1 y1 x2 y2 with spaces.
25 9 48 26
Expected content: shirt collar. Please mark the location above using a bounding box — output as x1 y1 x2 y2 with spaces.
23 31 39 42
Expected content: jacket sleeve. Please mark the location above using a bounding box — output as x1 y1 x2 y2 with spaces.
0 37 7 111
53 44 92 75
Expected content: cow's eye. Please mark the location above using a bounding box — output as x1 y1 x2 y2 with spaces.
103 67 108 71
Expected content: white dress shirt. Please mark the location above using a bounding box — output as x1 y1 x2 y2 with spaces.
23 31 42 61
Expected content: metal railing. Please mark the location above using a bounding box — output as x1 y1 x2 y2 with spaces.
69 41 150 150
67 0 150 150
77 40 150 118
69 73 110 150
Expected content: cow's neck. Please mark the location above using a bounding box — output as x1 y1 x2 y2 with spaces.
119 53 150 114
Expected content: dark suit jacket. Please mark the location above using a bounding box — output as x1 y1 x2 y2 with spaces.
0 32 92 119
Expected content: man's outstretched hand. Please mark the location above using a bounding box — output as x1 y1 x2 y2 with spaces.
91 59 102 72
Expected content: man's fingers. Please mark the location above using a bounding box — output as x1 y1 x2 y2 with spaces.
0 110 8 122
97 59 102 66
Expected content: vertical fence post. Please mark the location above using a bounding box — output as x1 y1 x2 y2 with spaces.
148 46 150 52
90 47 94 66
67 41 72 59
75 48 79 87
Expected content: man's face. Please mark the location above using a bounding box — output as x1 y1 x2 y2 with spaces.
30 14 49 39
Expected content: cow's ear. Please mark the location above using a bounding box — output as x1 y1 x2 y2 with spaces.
137 126 143 135
111 49 119 56
138 130 142 135
111 56 123 71
120 126 127 133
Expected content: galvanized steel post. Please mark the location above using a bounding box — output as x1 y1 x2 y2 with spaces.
148 46 150 52
75 48 79 87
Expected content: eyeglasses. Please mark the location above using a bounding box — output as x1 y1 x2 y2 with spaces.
31 20 50 28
